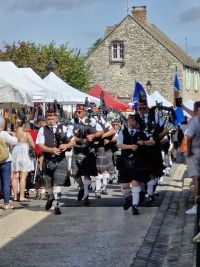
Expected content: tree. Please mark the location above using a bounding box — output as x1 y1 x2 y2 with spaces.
0 41 91 92
197 57 200 63
86 38 102 57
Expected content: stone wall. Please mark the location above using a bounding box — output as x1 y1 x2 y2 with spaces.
86 16 199 103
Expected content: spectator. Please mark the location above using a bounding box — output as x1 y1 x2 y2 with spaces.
12 119 35 202
0 117 17 210
185 101 200 215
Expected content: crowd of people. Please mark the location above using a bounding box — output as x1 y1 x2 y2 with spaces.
0 98 198 217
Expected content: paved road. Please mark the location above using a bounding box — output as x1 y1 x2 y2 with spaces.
0 163 195 267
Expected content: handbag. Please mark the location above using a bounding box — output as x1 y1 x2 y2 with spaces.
45 158 58 171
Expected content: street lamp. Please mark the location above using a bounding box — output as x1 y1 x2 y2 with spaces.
146 80 152 93
45 61 55 73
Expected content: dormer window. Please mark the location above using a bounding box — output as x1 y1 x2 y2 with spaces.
111 42 124 62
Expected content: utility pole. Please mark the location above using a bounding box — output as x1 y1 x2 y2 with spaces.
185 37 188 55
126 0 129 15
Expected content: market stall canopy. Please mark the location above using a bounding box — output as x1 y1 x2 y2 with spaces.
0 61 46 102
88 84 129 111
0 78 31 108
19 67 72 103
150 91 172 107
43 72 100 105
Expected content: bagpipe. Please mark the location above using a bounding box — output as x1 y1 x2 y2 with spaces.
137 103 177 140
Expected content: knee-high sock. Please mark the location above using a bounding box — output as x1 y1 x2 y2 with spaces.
147 180 155 196
132 186 141 206
75 176 83 189
95 174 103 192
53 186 62 207
121 188 131 198
102 173 109 191
83 179 91 197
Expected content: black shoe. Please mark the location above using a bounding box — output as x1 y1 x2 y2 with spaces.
132 205 139 215
45 195 55 210
77 188 84 201
54 207 61 215
83 196 90 206
145 195 155 207
123 196 132 211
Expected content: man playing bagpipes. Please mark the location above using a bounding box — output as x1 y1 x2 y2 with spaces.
36 109 75 215
70 104 104 205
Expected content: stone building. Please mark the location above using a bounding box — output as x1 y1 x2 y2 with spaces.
86 6 200 103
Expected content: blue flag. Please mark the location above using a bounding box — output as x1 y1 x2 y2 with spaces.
132 80 147 109
174 72 180 92
174 107 185 126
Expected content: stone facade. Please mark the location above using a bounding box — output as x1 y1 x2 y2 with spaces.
86 13 200 103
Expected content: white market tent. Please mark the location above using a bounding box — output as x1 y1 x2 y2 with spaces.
0 62 46 103
146 93 156 107
0 78 31 108
183 99 194 111
150 91 173 107
19 67 73 103
43 72 100 105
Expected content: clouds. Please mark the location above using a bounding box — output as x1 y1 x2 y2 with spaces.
0 0 96 12
180 6 200 22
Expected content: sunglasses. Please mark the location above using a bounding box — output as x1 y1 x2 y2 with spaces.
112 123 119 126
76 110 83 114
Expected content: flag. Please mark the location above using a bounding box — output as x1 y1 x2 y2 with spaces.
174 107 185 125
174 72 180 92
132 80 147 109
173 72 181 106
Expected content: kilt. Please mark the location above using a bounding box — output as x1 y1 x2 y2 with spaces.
96 146 114 174
118 157 150 184
43 157 69 187
71 146 97 177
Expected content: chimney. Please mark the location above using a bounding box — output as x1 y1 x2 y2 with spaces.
132 6 147 25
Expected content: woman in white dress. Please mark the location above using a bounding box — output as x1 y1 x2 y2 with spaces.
12 119 35 201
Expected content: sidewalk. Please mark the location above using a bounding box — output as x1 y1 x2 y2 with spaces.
131 162 196 267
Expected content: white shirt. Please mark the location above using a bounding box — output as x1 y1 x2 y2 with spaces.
0 131 17 162
117 128 136 145
36 124 73 145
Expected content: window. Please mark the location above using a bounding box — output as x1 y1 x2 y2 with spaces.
111 42 124 62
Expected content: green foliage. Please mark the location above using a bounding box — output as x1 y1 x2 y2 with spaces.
86 38 102 57
197 57 200 63
0 41 91 92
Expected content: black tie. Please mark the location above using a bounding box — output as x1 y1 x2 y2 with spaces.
130 130 135 137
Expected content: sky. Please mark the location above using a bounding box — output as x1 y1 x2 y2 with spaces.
0 0 199 60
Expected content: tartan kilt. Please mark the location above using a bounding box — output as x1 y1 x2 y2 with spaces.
96 147 114 174
71 147 97 177
43 157 69 187
118 157 151 184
